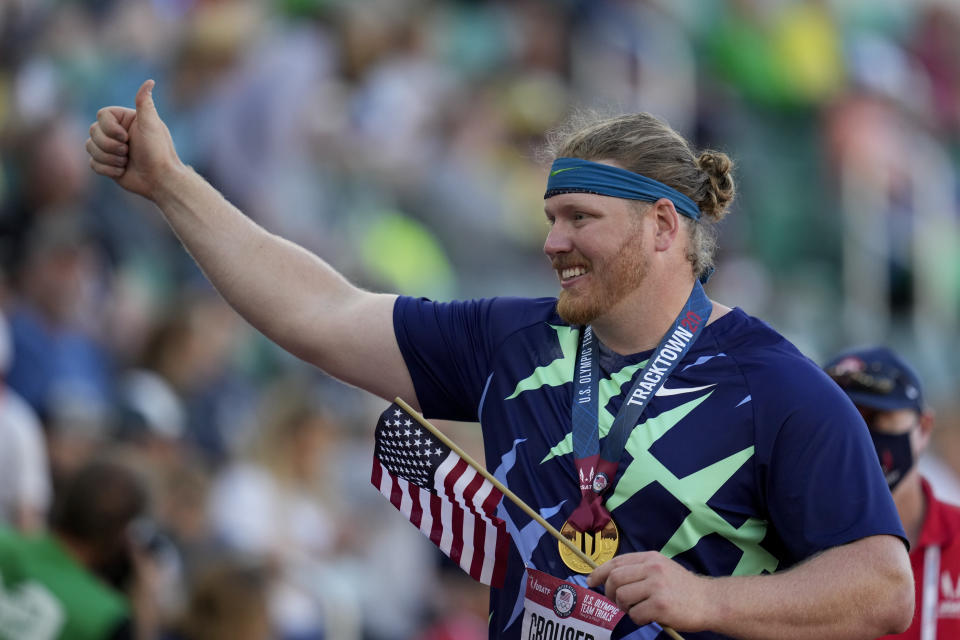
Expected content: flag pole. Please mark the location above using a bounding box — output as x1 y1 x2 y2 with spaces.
395 397 586 562
394 397 684 640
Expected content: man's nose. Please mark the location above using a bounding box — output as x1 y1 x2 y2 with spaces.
543 223 572 256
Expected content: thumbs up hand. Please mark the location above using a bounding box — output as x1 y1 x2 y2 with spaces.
86 79 183 200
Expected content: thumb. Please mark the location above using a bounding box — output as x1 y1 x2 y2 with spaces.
134 79 159 125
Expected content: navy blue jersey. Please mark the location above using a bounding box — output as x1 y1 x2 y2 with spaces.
393 296 905 640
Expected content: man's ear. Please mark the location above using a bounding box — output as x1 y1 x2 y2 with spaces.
651 197 681 252
916 409 936 455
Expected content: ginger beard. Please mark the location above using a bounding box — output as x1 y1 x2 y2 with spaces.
554 225 649 326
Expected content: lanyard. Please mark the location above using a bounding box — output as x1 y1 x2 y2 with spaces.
567 280 713 532
922 544 941 640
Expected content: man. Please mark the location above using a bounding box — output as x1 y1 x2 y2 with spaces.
826 346 960 639
86 80 913 639
0 458 158 640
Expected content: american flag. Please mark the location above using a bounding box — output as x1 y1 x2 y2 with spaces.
370 402 509 588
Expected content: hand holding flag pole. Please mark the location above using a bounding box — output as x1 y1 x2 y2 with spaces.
389 397 684 640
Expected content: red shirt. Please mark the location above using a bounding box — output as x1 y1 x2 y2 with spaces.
880 478 960 640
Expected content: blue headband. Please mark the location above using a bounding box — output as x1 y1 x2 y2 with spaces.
544 157 701 221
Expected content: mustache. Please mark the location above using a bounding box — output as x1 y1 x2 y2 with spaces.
550 253 592 271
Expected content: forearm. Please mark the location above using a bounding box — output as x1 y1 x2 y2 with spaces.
595 536 912 639
704 536 913 640
152 166 369 368
89 83 417 402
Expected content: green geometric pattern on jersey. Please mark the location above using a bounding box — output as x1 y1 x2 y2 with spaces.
506 325 779 576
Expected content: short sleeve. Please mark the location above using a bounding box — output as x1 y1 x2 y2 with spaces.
393 296 555 422
755 364 906 560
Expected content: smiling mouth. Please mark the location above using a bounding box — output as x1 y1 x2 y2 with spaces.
559 266 588 282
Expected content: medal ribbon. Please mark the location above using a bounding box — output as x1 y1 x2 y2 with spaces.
568 280 713 532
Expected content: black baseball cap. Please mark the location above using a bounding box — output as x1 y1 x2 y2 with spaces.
823 346 925 413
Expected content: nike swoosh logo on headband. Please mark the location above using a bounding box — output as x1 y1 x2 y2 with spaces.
549 167 579 177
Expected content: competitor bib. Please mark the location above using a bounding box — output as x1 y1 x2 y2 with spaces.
521 569 625 640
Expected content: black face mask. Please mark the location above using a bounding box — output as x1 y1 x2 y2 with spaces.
871 431 914 492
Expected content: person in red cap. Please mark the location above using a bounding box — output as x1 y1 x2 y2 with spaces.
826 346 960 640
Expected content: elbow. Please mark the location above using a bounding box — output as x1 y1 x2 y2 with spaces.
887 574 915 635
873 554 915 636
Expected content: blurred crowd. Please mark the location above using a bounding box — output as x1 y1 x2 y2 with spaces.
1 0 959 638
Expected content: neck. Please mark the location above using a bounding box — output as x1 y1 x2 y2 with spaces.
893 470 927 548
590 269 727 355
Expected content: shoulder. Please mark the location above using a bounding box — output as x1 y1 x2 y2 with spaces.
0 389 43 432
66 566 130 628
394 295 562 342
0 527 20 552
927 483 960 532
0 390 45 450
924 487 960 559
395 295 559 323
938 499 960 530
707 309 847 406
0 527 36 558
0 533 128 616
704 310 867 461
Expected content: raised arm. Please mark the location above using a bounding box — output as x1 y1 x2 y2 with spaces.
588 534 913 639
87 80 416 404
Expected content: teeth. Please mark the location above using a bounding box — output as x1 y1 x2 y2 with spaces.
561 267 586 280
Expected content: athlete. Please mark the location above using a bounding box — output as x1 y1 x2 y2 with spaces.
826 346 960 640
86 79 913 639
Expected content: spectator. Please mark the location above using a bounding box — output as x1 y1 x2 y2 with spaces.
208 380 360 640
825 346 960 639
0 457 160 640
5 215 113 425
162 558 272 640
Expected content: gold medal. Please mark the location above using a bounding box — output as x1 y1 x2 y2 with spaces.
558 518 619 574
